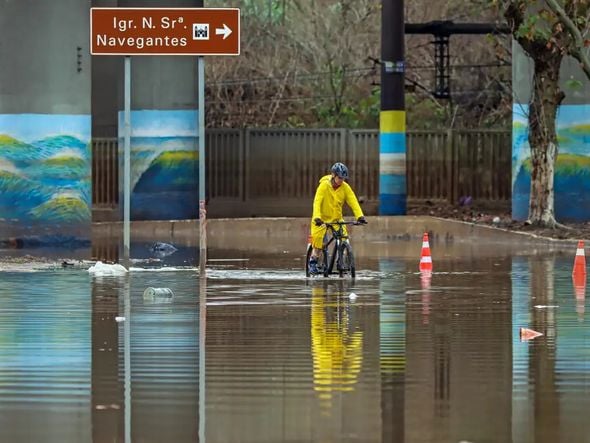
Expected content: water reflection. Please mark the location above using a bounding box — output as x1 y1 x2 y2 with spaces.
199 277 207 443
206 277 382 443
403 257 513 443
310 281 364 413
5 251 590 442
90 238 196 268
511 256 590 443
91 275 125 442
90 273 200 443
0 270 199 442
0 272 92 442
572 273 586 320
379 259 406 443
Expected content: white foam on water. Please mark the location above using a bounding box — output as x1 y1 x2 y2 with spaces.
0 263 55 273
88 261 128 276
205 268 383 281
130 266 197 272
208 258 250 262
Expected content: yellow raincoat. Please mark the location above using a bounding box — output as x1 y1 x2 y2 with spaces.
310 174 364 249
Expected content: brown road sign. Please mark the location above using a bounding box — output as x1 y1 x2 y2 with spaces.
90 7 240 56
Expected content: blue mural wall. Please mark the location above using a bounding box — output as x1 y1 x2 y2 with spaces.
512 104 590 221
118 110 198 221
0 114 91 235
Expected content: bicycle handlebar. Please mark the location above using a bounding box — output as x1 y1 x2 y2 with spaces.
322 221 365 227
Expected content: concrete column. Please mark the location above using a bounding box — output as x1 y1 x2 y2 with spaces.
117 0 202 221
0 0 92 242
379 0 406 215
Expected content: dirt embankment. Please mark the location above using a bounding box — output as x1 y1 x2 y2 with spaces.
408 199 590 241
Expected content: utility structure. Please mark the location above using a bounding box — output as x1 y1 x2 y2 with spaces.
405 21 511 99
379 8 511 217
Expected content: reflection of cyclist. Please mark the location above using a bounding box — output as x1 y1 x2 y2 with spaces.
309 162 367 274
311 282 364 413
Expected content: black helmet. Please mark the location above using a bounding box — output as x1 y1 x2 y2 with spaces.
331 162 349 179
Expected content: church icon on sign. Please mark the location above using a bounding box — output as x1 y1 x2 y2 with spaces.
193 23 209 40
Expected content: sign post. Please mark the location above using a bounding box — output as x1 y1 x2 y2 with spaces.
198 56 206 278
123 56 131 270
91 7 240 275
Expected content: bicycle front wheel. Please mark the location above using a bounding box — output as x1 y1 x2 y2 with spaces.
306 244 329 277
339 242 356 278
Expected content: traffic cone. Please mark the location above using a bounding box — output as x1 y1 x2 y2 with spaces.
419 233 433 272
520 327 543 341
572 240 587 278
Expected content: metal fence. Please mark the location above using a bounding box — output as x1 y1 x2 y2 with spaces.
92 128 511 218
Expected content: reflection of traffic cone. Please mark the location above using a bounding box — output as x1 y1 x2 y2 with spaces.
420 271 432 324
572 240 587 277
420 271 432 289
520 327 543 341
573 274 586 320
419 233 433 272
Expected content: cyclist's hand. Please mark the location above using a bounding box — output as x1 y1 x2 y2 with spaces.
357 216 367 225
314 218 324 227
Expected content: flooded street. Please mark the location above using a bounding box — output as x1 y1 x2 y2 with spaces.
0 246 589 442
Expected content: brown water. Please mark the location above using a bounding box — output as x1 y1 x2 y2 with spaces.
0 251 589 443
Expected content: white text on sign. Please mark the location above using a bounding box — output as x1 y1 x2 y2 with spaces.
113 16 187 32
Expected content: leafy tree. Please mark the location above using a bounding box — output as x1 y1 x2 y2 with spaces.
500 0 588 227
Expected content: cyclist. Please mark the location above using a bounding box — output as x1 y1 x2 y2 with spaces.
309 162 367 274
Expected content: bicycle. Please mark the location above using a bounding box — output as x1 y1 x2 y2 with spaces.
305 220 364 278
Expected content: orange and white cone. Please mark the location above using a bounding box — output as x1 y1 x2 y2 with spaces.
573 240 587 279
520 327 543 341
419 233 433 272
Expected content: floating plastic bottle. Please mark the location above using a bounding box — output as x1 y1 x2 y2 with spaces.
143 287 175 298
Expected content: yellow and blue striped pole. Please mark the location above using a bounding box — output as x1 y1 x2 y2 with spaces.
380 0 406 215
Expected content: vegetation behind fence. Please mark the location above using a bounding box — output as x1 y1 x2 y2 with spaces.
92 128 511 218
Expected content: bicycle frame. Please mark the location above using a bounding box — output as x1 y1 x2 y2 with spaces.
323 221 359 276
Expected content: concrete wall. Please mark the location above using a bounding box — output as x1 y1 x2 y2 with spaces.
116 0 202 221
91 216 577 257
0 0 91 114
512 42 590 221
0 0 92 241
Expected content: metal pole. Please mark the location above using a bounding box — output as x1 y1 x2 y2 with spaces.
124 56 131 268
379 0 406 215
198 56 207 277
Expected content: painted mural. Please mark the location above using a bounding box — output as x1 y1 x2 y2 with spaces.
118 110 198 221
512 104 590 221
0 114 91 231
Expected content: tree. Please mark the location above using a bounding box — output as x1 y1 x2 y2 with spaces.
206 0 513 128
545 0 590 78
501 0 590 227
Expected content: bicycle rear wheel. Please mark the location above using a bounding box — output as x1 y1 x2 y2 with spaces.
339 242 356 278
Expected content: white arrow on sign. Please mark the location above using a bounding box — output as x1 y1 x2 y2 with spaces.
215 23 232 40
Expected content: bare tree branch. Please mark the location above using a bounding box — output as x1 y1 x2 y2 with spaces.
544 0 590 79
